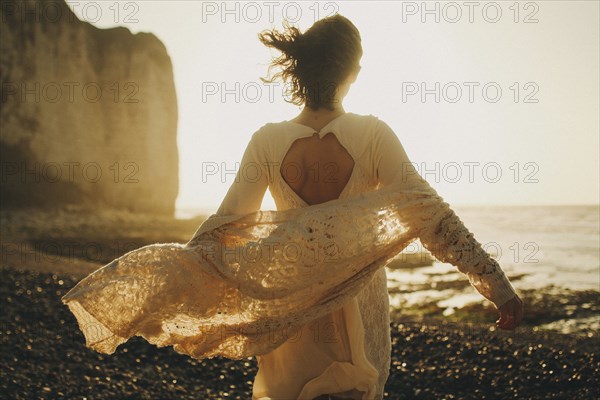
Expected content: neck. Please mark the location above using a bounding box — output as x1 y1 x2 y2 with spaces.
299 104 346 121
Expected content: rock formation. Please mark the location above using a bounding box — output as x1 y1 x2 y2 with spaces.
0 0 179 215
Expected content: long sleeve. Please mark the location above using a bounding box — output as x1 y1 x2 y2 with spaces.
214 129 269 216
191 128 270 237
373 118 517 308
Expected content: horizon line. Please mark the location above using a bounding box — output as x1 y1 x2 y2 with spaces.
175 203 600 220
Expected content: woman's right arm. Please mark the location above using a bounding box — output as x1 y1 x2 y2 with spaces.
373 117 522 329
189 128 270 240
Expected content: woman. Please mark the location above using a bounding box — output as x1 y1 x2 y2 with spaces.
62 14 523 400
242 15 524 399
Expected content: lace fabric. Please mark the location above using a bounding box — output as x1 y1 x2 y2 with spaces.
61 180 516 359
61 113 517 399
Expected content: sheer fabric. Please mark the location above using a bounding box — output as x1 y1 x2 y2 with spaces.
62 113 517 399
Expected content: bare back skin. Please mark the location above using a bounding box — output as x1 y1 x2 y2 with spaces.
281 115 355 205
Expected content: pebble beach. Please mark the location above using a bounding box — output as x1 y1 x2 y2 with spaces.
1 208 598 399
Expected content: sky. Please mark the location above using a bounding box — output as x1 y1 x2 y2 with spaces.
67 1 600 216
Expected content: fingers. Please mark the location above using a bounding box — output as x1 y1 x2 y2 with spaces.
496 299 523 331
497 315 516 330
514 299 524 326
497 315 514 330
496 311 508 328
496 301 510 328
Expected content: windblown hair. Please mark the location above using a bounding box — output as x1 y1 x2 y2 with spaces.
258 14 362 110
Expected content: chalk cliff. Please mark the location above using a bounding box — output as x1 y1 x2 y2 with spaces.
0 0 179 215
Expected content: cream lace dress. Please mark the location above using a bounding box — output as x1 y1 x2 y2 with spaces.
61 113 517 400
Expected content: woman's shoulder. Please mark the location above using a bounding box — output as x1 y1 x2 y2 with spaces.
348 112 392 128
254 112 388 141
337 113 393 139
343 112 383 127
346 113 398 140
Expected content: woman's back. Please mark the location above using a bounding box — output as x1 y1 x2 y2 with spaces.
260 112 394 212
281 130 355 205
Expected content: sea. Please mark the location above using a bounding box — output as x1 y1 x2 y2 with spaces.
387 204 600 336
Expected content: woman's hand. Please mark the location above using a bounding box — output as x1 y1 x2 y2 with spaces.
496 295 524 330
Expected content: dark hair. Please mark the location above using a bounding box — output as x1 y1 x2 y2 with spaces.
258 14 362 110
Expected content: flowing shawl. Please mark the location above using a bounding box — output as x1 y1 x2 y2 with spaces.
61 179 515 360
